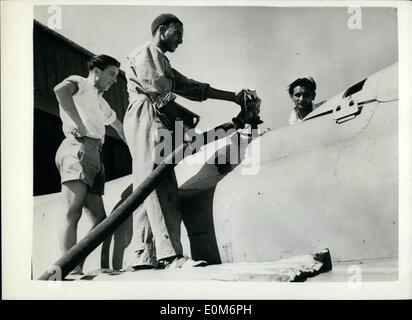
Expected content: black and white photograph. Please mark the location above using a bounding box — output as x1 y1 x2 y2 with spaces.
2 0 412 300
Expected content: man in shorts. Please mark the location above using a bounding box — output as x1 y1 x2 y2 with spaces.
54 54 126 274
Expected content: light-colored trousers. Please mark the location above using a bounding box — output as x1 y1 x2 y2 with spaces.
122 98 183 268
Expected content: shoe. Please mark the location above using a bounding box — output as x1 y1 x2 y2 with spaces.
156 255 178 269
132 264 156 271
68 266 83 276
68 270 84 275
120 264 155 272
178 256 208 269
158 255 208 269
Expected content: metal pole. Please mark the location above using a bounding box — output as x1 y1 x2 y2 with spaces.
38 122 239 281
38 143 187 280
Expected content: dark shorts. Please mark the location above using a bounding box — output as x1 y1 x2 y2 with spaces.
55 136 105 195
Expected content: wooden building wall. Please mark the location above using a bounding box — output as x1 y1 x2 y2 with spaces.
33 20 131 195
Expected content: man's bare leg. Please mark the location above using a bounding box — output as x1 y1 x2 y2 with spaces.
59 180 88 273
83 193 107 270
83 193 106 231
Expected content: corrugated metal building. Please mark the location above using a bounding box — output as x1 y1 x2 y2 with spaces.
33 20 131 195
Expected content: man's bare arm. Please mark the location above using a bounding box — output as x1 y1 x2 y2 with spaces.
54 81 87 137
206 87 245 108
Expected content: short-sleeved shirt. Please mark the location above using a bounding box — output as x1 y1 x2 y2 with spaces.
288 108 305 125
59 75 117 141
288 101 323 125
126 42 210 108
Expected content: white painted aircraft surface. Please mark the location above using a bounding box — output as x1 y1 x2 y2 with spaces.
32 63 398 281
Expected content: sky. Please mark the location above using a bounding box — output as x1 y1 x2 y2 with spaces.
34 5 398 131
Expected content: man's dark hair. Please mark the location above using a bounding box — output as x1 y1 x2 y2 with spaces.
87 54 120 71
288 77 317 99
151 13 183 36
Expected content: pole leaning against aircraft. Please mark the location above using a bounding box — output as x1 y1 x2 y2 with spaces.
38 92 262 281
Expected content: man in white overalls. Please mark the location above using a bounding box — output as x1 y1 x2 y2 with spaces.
123 13 247 269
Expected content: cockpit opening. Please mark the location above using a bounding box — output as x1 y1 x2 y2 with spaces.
343 78 367 98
